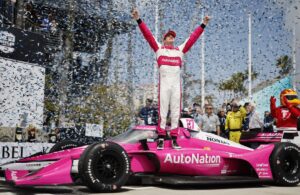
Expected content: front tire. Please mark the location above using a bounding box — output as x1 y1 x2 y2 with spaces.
270 142 300 186
78 142 130 192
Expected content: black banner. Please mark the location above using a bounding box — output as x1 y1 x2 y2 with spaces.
0 26 47 64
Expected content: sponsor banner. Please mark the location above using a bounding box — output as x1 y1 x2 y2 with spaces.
0 142 54 164
0 58 45 128
0 27 48 64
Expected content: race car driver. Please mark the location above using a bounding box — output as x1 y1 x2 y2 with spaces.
131 8 210 149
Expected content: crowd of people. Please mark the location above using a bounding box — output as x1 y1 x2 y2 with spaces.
1 1 59 33
137 99 275 143
24 2 58 33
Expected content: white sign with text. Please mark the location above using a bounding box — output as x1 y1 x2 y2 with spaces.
0 142 54 164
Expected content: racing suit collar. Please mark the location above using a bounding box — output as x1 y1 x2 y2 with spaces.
162 45 176 49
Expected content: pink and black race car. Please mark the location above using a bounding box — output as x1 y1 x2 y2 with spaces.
0 121 300 192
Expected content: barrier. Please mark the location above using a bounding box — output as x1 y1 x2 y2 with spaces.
0 142 54 164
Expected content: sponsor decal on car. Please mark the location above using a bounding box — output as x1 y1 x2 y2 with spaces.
164 153 221 165
10 171 18 181
284 145 300 153
122 151 130 174
87 158 101 184
255 163 271 178
186 119 195 129
206 137 230 145
283 176 300 184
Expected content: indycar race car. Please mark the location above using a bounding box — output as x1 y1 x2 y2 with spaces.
0 121 300 192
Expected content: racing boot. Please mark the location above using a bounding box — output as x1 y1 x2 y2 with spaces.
157 136 164 150
171 137 181 149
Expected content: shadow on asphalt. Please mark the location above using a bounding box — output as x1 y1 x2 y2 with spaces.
0 181 131 195
138 182 272 191
3 181 298 194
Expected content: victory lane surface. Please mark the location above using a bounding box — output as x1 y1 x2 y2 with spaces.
0 181 299 195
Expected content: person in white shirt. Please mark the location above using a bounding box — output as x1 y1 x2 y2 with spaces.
200 104 220 135
245 103 263 132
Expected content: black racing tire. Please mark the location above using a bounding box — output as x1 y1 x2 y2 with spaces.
270 142 300 186
49 140 83 153
78 142 130 192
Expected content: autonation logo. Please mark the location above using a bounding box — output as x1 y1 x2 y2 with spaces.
164 153 221 165
0 31 15 53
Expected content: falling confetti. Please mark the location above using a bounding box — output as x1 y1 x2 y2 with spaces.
0 0 299 141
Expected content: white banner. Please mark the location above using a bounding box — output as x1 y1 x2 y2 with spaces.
0 58 45 129
0 142 54 164
85 123 103 137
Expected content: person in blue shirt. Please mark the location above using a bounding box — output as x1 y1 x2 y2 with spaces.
139 98 154 125
263 111 274 132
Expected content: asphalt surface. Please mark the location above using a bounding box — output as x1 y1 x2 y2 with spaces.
0 181 299 195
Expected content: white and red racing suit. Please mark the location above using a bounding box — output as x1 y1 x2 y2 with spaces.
137 19 206 137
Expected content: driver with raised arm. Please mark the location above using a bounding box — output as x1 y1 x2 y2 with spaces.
132 8 210 150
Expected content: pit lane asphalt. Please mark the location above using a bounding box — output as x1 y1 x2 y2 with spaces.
0 181 299 195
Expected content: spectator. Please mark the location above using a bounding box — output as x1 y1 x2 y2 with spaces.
181 107 193 118
151 100 159 125
242 102 251 131
188 106 194 117
221 102 227 110
217 108 227 138
138 98 154 125
193 104 204 127
24 2 38 30
40 14 52 31
27 126 37 142
50 19 58 33
49 14 58 33
263 111 274 132
225 102 246 143
15 127 23 142
200 104 220 135
247 103 263 132
192 102 200 109
226 103 232 113
49 129 58 143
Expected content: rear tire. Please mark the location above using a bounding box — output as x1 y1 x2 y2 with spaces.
270 142 300 186
78 142 130 192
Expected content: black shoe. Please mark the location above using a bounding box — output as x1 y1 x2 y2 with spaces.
157 138 164 150
172 138 181 149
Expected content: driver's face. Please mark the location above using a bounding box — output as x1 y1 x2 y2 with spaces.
163 35 175 45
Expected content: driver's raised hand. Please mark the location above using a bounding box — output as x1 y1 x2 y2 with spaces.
203 16 211 25
131 8 140 20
